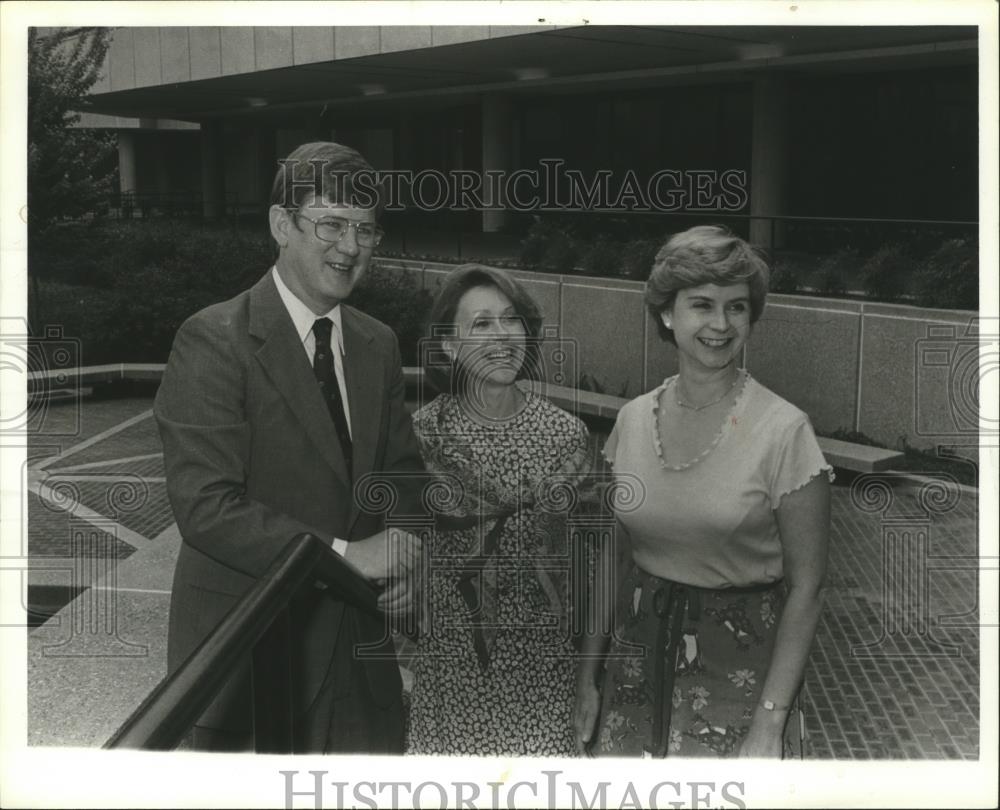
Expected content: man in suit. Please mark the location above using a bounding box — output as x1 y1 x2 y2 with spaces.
154 141 424 753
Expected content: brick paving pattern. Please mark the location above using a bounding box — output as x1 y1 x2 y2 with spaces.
28 491 135 559
27 397 983 758
31 396 155 450
50 478 175 539
45 409 161 469
804 482 979 759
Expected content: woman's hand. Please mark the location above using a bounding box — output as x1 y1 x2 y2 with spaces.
738 708 787 758
573 677 602 755
741 473 830 759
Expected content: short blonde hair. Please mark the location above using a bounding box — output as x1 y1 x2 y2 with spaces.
645 225 770 344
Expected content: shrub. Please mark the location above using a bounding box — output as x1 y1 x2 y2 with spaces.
30 220 434 364
578 372 629 398
768 258 800 294
817 247 857 296
913 237 978 311
353 264 433 366
618 237 660 281
106 220 269 294
541 229 578 274
29 221 122 288
29 220 269 291
521 218 666 279
580 237 621 278
519 218 555 271
90 222 271 361
102 254 431 364
520 217 580 274
29 280 120 365
860 242 914 302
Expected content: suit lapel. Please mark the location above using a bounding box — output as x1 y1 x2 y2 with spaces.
249 273 351 486
341 306 383 489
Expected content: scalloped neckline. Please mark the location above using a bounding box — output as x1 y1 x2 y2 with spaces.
651 370 752 471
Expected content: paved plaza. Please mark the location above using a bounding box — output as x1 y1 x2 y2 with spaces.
25 394 982 758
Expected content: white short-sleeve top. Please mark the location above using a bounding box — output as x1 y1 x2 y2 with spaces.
604 373 833 589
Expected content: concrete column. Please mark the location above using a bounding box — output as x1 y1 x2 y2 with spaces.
117 131 137 193
200 121 226 219
481 95 512 233
749 75 789 249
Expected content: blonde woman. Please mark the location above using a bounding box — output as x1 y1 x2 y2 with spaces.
574 226 831 759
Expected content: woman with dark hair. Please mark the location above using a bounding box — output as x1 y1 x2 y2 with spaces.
573 225 832 759
406 264 591 756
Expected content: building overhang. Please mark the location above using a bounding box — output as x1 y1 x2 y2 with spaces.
79 25 978 123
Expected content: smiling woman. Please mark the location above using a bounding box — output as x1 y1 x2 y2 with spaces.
574 225 833 761
445 284 528 393
406 264 593 756
420 264 543 404
667 283 752 379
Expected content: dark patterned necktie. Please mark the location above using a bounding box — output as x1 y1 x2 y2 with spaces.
312 317 353 478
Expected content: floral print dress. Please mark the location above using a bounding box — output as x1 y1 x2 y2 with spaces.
406 391 591 756
596 566 804 758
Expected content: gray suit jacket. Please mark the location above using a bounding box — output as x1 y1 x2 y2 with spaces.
154 271 424 746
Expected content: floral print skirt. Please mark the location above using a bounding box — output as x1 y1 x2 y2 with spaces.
593 564 806 758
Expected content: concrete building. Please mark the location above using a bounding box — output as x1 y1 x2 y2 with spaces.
73 25 977 247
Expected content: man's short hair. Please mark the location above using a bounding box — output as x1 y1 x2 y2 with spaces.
269 141 383 213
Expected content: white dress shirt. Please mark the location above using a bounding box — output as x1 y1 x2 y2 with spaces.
271 267 353 437
272 267 352 557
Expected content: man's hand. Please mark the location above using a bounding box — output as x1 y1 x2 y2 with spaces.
345 528 424 614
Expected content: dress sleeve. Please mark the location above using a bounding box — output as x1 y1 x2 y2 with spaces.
549 417 599 511
768 415 835 508
556 417 592 479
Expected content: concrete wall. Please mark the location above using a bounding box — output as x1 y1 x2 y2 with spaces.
101 26 550 91
749 297 863 437
379 259 980 453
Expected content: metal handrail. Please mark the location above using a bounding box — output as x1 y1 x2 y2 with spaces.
103 533 376 751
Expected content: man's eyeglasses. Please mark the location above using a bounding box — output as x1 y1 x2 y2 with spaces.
294 212 384 248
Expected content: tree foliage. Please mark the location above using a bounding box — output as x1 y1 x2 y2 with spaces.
28 27 116 236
